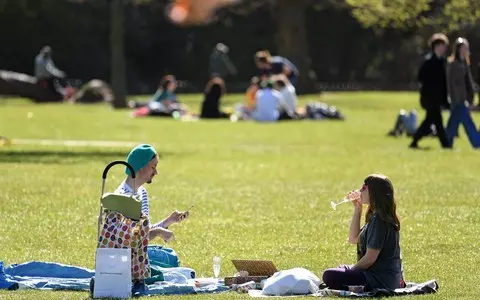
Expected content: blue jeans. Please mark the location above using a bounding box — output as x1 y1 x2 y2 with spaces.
446 102 480 148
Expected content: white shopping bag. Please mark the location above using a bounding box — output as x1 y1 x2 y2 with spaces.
262 268 320 296
94 248 132 299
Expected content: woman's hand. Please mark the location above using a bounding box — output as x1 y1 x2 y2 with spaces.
347 190 362 211
348 191 363 244
352 200 362 212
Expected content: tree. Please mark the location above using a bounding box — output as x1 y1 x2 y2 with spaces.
110 0 128 108
274 0 314 93
69 0 128 108
345 0 480 30
227 0 480 92
225 0 318 93
79 0 480 103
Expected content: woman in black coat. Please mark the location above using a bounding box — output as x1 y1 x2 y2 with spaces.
200 77 230 119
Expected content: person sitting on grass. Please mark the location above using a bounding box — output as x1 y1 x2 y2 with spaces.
151 75 178 104
387 109 417 137
252 79 294 122
273 75 298 120
200 76 230 119
245 76 261 113
92 144 190 295
129 75 188 117
116 144 190 242
322 174 404 291
232 76 261 120
34 46 74 100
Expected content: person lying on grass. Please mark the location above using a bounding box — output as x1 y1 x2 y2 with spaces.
322 174 405 291
116 144 189 242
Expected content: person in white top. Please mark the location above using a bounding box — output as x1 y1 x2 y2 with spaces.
274 76 298 120
116 144 189 243
253 80 294 122
34 46 69 98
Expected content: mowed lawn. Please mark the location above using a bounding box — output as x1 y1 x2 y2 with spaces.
0 92 479 300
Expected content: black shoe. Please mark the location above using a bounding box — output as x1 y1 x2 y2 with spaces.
89 277 95 296
132 280 148 296
388 130 400 137
409 142 418 149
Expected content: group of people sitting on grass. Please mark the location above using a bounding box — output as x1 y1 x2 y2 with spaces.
94 144 404 295
129 50 344 122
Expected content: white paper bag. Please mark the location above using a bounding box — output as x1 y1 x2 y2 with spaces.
94 248 132 299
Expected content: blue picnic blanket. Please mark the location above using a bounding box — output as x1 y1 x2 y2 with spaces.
0 261 93 291
0 261 229 295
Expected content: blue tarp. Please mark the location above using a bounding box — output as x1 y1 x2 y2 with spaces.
0 261 229 295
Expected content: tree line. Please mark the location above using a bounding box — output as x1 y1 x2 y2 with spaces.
0 0 479 107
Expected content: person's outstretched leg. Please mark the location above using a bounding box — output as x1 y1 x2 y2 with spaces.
431 108 451 148
410 110 434 148
322 265 368 291
458 104 480 148
446 104 463 145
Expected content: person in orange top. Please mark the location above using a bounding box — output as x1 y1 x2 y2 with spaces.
245 76 260 111
231 76 260 120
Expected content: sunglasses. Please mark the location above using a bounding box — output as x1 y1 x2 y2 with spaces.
360 184 368 191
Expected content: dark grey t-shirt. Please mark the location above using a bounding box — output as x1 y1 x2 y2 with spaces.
357 213 403 290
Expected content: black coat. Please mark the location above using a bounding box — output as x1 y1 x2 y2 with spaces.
200 84 228 119
418 53 449 110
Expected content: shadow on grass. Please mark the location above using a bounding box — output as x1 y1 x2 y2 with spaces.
0 150 177 164
408 146 433 151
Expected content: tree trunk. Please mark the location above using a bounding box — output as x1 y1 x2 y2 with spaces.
110 0 127 108
274 0 316 94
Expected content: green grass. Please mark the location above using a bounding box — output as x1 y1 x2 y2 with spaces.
0 92 479 299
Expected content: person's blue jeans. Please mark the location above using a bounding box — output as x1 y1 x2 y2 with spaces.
446 102 480 148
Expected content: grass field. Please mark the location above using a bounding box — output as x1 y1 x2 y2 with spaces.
1 92 479 300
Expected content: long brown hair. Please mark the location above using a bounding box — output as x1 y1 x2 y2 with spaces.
448 37 471 65
364 174 400 231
